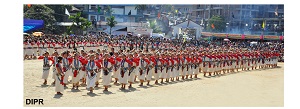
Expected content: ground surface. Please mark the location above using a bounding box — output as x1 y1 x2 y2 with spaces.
24 60 284 107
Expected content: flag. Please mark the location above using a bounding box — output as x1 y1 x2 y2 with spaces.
128 10 131 15
65 8 70 16
211 24 215 29
262 20 266 29
27 4 31 8
98 6 101 13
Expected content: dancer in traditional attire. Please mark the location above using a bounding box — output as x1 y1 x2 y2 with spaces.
55 57 64 95
51 51 59 85
146 53 155 85
202 51 209 77
42 51 51 85
113 52 120 84
154 53 163 84
62 51 71 87
128 53 137 88
180 53 188 80
175 53 181 81
138 53 148 86
119 53 131 89
86 54 97 93
71 53 81 90
102 53 114 91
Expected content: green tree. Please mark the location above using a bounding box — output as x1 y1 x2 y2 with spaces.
135 5 147 14
207 15 226 33
24 5 56 33
68 12 92 35
104 5 114 16
106 16 118 35
46 5 72 22
149 20 162 33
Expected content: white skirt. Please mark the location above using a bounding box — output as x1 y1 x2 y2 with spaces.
193 67 200 74
42 69 50 79
113 69 120 79
170 69 175 78
71 70 81 83
102 72 112 86
181 67 187 76
154 69 161 80
135 67 140 76
79 70 86 79
161 69 167 79
96 71 101 81
166 69 171 78
138 70 146 80
188 67 193 75
202 64 208 72
119 71 129 84
247 61 252 68
55 74 64 92
262 60 266 66
145 69 153 81
266 60 270 65
86 72 96 88
63 70 71 83
128 69 136 82
242 61 247 68
207 66 214 72
52 67 57 79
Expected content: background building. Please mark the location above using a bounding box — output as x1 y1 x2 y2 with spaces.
191 4 284 35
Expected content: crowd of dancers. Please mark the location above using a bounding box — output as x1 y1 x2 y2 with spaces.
38 44 280 95
25 34 283 95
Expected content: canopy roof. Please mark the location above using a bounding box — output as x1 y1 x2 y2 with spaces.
23 19 44 32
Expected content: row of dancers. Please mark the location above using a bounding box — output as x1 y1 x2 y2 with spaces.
39 48 280 95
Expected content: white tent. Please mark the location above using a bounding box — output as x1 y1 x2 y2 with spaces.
173 20 202 39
